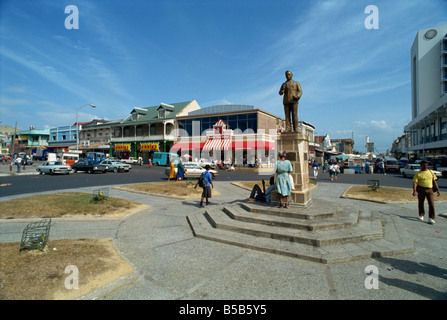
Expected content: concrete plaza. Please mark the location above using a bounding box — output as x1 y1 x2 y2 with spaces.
0 180 446 300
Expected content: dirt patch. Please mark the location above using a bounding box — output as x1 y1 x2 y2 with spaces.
120 181 220 198
0 192 146 219
0 239 134 300
343 185 447 202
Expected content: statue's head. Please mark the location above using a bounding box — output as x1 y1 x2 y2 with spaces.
285 70 293 80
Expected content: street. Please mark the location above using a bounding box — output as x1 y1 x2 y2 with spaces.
1 163 447 198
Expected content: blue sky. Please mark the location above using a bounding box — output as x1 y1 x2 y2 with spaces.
1 0 446 153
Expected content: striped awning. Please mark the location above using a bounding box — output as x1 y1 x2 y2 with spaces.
202 139 232 151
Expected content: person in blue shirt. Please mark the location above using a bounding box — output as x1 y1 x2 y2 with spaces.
176 159 185 181
312 161 319 179
195 165 214 207
275 151 293 208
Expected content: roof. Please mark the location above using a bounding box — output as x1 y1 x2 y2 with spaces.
121 101 194 124
15 128 50 135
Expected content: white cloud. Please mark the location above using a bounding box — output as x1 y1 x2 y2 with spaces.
354 120 391 130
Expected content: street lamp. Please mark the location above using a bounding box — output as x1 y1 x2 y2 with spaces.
76 104 96 150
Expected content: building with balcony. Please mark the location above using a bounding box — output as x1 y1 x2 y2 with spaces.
3 126 49 156
0 125 19 155
48 124 78 152
109 100 200 162
17 128 50 154
404 24 447 158
77 119 115 154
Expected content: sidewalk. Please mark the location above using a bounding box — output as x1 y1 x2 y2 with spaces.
0 162 40 176
0 181 446 300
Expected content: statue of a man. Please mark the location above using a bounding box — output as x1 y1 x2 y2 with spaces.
279 70 302 132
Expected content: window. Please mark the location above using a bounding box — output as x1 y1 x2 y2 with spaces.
158 109 165 119
166 123 174 135
412 56 418 119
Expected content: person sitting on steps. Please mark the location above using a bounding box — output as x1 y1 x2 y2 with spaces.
248 176 276 203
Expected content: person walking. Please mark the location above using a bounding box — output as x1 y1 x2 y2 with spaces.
312 160 320 179
329 162 336 181
176 159 185 181
15 155 22 173
380 160 386 175
412 160 440 224
167 160 176 182
195 165 214 207
275 151 293 208
334 162 340 180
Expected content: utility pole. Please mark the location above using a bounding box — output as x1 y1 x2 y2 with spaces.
10 121 17 171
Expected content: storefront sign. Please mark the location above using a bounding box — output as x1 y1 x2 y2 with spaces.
115 144 131 151
140 143 159 151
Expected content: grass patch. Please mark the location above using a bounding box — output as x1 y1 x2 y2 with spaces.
119 181 219 198
0 192 144 219
0 239 134 300
343 185 447 202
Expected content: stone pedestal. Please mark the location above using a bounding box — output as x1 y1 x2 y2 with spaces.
271 132 312 206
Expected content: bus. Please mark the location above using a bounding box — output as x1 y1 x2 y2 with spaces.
86 152 106 162
152 152 179 166
61 153 79 166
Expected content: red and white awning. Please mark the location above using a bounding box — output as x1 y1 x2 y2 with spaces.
202 139 232 151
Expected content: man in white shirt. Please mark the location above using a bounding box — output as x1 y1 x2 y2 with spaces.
15 156 22 173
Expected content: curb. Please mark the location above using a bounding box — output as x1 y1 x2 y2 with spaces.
340 186 447 204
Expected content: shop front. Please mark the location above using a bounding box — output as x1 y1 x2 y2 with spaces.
112 141 174 163
171 120 276 167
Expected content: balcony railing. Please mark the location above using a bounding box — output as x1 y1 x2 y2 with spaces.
110 134 175 142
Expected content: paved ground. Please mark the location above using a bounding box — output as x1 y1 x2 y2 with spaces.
0 179 446 302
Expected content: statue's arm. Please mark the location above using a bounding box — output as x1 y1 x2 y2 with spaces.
296 82 302 100
279 83 285 95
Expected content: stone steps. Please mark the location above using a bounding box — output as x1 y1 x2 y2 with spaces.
223 204 358 231
239 201 335 220
186 200 415 264
205 206 382 247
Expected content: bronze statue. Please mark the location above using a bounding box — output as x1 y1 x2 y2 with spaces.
279 70 302 132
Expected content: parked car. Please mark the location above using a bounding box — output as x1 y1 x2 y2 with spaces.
415 160 435 170
100 160 131 173
436 166 447 178
36 161 72 175
164 163 219 179
71 159 108 174
121 157 140 165
400 164 442 178
197 159 218 169
398 161 407 168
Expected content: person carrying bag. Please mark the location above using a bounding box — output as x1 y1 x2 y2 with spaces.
412 160 440 224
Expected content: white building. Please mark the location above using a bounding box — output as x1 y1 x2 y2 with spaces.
404 24 447 158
